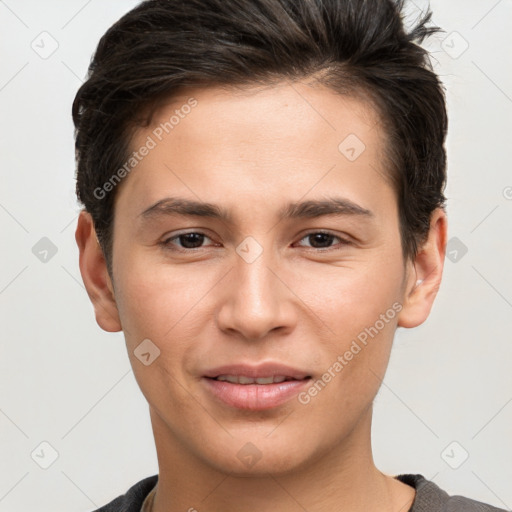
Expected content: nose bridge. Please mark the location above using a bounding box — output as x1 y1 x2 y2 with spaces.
238 247 277 307
216 236 293 340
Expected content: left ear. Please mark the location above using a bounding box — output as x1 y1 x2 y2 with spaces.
397 207 448 328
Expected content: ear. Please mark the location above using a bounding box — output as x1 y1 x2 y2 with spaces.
75 210 122 332
397 208 448 328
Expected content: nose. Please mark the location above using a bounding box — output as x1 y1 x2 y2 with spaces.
216 242 297 341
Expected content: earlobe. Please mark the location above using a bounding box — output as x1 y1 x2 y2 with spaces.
75 210 122 332
397 208 447 329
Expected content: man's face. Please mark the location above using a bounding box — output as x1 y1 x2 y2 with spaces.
105 81 415 474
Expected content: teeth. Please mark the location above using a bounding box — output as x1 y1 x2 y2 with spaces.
216 375 289 384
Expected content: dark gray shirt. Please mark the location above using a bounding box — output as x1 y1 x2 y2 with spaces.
91 473 508 511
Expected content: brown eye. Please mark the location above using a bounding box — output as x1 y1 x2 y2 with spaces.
175 233 206 249
161 231 214 251
296 231 350 250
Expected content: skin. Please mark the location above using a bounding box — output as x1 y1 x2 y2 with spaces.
75 80 447 512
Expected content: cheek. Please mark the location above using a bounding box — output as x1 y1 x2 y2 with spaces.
114 254 219 341
112 259 211 410
294 254 404 336
293 252 404 395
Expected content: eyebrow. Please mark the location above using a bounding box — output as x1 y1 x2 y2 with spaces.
138 196 374 224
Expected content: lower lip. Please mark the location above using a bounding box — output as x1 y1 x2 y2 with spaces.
202 377 311 410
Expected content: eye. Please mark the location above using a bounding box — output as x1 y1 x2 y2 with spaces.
160 230 351 253
161 231 215 251
295 231 351 250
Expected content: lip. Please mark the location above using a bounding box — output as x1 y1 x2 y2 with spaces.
202 362 311 380
202 362 312 410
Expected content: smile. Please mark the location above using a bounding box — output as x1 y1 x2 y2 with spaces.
214 375 301 384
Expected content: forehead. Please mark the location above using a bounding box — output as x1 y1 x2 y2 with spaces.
116 81 393 219
143 80 383 150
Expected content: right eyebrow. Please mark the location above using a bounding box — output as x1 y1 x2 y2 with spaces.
138 197 233 223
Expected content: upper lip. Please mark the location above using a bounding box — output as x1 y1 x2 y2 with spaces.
203 362 311 380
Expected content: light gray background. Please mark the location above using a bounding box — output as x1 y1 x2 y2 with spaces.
0 1 511 511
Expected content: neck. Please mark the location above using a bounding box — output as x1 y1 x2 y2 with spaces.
149 405 415 512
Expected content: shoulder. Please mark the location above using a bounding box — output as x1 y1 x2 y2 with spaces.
396 474 508 512
91 474 158 512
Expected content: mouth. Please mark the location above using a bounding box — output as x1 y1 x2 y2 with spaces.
202 362 311 381
210 375 311 385
202 363 313 410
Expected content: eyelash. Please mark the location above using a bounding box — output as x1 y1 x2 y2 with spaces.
160 230 352 253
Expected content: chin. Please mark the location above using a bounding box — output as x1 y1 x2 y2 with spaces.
195 432 318 477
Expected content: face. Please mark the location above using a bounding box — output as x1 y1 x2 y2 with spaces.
77 80 445 477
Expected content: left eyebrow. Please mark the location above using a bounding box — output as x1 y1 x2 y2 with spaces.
277 197 374 220
137 196 374 224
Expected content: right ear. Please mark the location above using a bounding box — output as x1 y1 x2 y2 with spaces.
75 210 122 332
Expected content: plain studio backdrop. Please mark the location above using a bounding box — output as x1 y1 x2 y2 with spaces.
0 1 511 511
